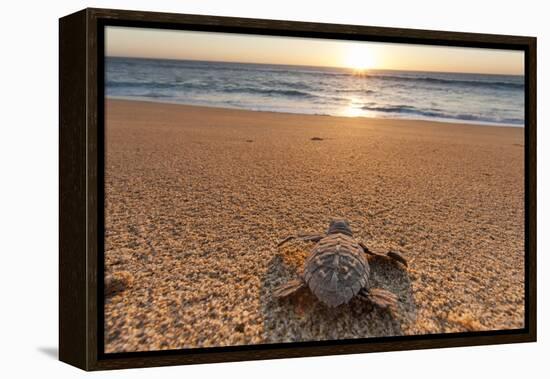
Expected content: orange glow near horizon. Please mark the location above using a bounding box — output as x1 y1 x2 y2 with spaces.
344 45 377 71
106 26 524 75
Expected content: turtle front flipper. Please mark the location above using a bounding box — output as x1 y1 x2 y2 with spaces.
386 250 407 266
273 278 305 298
360 242 407 267
358 287 398 311
277 234 323 247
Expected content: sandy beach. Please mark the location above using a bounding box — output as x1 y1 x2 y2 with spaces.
104 99 524 353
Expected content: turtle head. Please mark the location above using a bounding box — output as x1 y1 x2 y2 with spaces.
327 219 353 236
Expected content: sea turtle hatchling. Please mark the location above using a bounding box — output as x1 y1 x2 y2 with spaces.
273 219 407 309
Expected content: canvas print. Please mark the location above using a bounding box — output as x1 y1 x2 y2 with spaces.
103 26 525 353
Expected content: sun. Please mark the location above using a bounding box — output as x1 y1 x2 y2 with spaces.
345 46 376 72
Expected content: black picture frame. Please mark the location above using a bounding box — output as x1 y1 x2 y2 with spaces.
59 7 537 371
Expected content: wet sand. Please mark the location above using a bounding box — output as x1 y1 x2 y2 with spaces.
104 99 524 353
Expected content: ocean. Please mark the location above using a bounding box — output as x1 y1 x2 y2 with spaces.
106 56 525 127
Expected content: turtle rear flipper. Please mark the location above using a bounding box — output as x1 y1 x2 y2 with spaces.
359 287 398 311
273 278 305 298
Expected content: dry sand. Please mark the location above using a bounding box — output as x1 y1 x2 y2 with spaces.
104 99 524 353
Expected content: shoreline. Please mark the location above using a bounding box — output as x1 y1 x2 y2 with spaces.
105 96 525 129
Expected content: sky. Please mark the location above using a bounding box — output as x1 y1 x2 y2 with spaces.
105 26 524 75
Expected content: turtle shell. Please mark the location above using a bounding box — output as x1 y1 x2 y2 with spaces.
303 232 370 307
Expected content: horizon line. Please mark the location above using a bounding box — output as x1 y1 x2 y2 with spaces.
105 54 525 77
